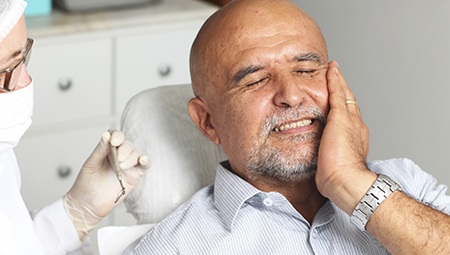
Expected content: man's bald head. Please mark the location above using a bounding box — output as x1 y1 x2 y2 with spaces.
189 0 327 99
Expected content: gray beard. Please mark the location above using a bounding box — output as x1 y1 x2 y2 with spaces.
245 106 326 182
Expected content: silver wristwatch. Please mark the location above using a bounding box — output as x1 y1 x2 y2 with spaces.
350 174 401 231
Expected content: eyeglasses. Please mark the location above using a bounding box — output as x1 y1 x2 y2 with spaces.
0 38 34 93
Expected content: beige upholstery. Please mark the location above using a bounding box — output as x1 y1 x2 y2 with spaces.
120 84 227 224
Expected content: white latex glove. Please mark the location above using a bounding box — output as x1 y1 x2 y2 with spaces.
64 130 150 240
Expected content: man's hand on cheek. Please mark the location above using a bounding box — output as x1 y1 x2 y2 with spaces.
315 61 376 215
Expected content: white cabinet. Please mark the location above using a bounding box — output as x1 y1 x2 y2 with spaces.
115 20 204 114
16 0 217 240
29 38 112 126
16 126 108 210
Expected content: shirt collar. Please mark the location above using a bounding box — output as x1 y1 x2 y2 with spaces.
214 161 260 231
213 161 337 231
312 200 336 228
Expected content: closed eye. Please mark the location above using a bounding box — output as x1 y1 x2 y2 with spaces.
296 69 320 79
246 77 269 87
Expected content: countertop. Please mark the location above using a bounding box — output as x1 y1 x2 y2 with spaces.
26 0 217 38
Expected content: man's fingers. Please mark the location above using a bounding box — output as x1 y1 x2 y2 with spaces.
327 61 346 109
327 61 361 115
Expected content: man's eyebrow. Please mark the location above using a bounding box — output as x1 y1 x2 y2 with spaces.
292 53 323 64
232 65 263 83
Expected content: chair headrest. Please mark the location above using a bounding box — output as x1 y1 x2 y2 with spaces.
121 84 226 224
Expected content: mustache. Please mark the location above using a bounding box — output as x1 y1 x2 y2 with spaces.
261 105 327 133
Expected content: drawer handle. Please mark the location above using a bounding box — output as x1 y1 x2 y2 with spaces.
58 77 72 91
57 164 72 178
157 63 172 77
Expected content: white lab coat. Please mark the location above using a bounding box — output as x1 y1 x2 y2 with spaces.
0 84 88 255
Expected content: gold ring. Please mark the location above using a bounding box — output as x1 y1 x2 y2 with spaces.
345 98 357 104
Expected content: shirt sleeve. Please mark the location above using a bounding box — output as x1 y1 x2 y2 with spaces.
368 158 450 214
32 198 91 255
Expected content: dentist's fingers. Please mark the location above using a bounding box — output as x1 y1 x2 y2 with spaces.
118 145 140 169
114 137 150 170
83 131 111 168
116 140 134 162
108 129 126 147
138 155 150 169
121 153 150 188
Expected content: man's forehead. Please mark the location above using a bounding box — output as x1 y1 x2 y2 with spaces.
205 9 323 61
224 39 326 69
191 0 324 96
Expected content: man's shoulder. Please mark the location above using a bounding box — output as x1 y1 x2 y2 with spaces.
128 184 223 253
367 158 419 177
367 158 450 211
367 158 426 186
149 184 218 232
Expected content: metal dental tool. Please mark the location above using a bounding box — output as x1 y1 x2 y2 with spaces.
109 130 126 203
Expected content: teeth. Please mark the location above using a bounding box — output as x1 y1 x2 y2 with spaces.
274 119 312 132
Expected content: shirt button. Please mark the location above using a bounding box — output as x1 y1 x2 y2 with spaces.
263 198 273 207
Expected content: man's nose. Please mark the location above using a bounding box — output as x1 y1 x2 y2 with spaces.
273 76 306 108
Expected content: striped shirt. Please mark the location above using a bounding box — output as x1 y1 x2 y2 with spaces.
125 158 450 254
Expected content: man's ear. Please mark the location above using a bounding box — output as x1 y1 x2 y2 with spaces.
188 97 220 144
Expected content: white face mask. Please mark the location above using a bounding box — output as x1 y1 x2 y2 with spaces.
0 80 33 153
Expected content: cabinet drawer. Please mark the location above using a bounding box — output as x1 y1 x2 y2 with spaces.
115 23 202 114
15 126 108 211
27 39 112 126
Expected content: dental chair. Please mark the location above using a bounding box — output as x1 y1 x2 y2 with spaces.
97 84 226 254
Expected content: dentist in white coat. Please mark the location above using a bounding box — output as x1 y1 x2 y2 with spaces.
0 1 149 254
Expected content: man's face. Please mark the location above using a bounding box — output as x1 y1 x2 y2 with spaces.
202 12 330 182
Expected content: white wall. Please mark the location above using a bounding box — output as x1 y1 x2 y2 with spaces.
293 1 450 187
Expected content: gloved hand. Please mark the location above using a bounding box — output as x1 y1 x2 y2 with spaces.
64 130 150 240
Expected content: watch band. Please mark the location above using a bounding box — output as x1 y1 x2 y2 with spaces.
350 174 401 231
